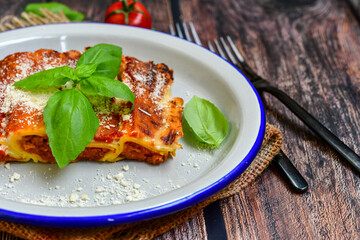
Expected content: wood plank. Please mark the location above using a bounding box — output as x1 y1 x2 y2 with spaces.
155 211 207 240
179 0 360 239
0 0 45 18
58 0 113 22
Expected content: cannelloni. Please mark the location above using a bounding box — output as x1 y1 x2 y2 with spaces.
0 49 183 165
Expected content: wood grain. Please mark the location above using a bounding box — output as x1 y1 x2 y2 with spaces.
155 212 207 240
1 0 360 239
0 0 43 17
179 0 360 239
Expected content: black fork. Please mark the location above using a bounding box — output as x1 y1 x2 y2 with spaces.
170 23 309 193
212 36 360 174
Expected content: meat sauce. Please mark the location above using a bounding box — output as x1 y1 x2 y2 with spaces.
120 142 167 165
20 135 110 162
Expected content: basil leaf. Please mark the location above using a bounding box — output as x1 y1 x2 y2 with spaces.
60 68 78 81
13 66 74 90
80 76 135 106
43 89 99 168
25 2 84 21
76 44 122 79
74 63 98 78
183 96 228 148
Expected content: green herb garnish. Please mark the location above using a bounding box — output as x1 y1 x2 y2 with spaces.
183 96 228 148
25 2 84 21
43 89 99 168
14 44 135 168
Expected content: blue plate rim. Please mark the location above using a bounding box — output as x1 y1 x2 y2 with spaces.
0 23 266 228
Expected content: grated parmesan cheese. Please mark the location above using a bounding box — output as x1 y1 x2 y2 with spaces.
0 86 55 114
0 55 77 114
69 193 79 203
113 172 124 181
9 172 20 182
151 72 166 99
81 194 89 201
122 114 131 121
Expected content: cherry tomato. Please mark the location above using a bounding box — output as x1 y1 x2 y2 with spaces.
104 1 152 29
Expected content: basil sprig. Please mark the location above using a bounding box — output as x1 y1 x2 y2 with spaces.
25 2 84 21
43 89 99 168
14 44 135 168
183 96 228 148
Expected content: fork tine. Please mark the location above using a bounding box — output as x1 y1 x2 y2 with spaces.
226 36 245 63
219 37 237 65
208 40 229 62
226 36 260 79
207 40 216 53
189 22 202 45
182 22 192 41
213 39 227 60
170 22 203 45
175 23 184 38
169 24 176 36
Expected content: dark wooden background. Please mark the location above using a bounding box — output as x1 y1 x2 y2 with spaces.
1 0 360 239
351 0 360 13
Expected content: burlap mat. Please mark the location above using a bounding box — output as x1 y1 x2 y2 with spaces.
0 12 283 240
0 10 69 32
0 123 282 240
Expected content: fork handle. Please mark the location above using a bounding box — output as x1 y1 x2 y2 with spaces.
272 149 308 192
255 81 360 172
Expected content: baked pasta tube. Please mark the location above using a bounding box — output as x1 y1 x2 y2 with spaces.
0 49 183 165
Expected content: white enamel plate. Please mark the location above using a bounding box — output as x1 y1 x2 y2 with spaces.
0 23 265 227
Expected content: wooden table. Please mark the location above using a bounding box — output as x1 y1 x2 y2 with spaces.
1 0 360 239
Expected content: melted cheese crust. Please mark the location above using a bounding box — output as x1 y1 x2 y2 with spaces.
0 49 183 164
